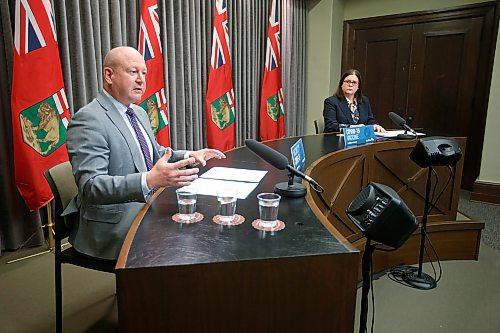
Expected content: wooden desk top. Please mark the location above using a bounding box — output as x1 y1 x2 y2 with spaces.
118 134 357 270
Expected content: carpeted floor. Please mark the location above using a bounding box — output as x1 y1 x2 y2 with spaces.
459 190 500 250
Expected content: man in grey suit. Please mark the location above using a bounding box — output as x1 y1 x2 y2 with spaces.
65 46 225 260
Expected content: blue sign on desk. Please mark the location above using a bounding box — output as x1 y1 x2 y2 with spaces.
344 125 376 146
291 138 306 171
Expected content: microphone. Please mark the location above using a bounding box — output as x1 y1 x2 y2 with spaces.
245 139 289 170
388 112 417 139
245 139 322 197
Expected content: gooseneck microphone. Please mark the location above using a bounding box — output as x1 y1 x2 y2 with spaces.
245 139 323 197
388 112 417 139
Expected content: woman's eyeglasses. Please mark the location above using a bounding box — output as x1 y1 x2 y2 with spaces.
343 80 359 86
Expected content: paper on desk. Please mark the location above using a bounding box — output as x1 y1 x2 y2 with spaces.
200 167 267 183
180 167 268 199
375 130 425 138
184 178 260 199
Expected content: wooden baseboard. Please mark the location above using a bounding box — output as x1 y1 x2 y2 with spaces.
471 181 500 204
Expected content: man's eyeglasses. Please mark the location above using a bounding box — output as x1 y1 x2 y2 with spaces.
343 80 359 86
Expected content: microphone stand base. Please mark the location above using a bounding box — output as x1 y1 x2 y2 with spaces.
396 133 416 140
402 268 437 290
274 182 307 198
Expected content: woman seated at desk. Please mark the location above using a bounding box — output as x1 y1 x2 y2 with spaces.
323 69 385 133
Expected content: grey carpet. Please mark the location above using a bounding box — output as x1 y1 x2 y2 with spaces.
459 190 500 250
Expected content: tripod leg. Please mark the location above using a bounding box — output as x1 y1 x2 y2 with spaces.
359 240 374 333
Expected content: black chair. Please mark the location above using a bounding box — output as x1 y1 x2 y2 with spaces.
44 161 115 333
314 118 324 134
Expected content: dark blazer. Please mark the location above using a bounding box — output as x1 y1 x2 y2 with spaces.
323 95 378 133
65 92 187 260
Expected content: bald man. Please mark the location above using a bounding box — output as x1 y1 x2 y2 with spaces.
65 46 225 260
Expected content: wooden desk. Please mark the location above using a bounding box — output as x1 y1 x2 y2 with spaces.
116 135 360 333
116 134 483 332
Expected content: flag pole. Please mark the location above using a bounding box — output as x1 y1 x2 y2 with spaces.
46 202 55 250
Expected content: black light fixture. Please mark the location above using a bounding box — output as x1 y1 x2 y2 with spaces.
347 182 418 249
347 182 418 333
409 136 462 168
397 136 462 290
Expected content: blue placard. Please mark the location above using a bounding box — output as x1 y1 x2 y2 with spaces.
344 125 376 146
291 138 306 171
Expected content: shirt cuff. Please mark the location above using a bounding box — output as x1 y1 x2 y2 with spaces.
141 172 152 200
184 151 191 159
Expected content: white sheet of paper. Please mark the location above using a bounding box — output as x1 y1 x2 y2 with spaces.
375 130 425 138
200 167 267 183
183 178 260 199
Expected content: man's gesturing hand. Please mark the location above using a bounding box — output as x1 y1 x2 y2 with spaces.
146 149 199 189
189 148 226 166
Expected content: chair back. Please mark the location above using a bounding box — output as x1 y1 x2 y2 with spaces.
314 119 324 134
44 161 78 239
44 161 115 333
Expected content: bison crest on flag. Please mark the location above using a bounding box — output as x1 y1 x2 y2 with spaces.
139 89 169 135
266 90 284 122
19 93 69 157
210 91 235 130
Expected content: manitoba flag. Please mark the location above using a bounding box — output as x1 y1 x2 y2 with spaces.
11 0 70 211
137 0 170 147
259 0 285 141
206 0 235 151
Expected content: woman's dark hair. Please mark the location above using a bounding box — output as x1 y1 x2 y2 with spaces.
334 69 363 104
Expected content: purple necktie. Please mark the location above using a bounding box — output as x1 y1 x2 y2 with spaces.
126 108 153 171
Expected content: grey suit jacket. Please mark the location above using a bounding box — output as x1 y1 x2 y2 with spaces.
65 92 186 260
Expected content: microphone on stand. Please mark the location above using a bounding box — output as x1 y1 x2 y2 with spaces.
245 139 323 198
388 112 418 139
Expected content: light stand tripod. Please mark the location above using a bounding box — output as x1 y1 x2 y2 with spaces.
401 166 437 290
347 182 418 333
359 239 375 333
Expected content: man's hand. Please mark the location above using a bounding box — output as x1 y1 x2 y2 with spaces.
146 149 199 189
189 149 226 167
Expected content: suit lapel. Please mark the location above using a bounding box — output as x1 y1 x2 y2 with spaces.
96 93 147 172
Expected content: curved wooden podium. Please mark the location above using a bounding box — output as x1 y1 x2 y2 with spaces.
305 136 483 273
116 134 483 333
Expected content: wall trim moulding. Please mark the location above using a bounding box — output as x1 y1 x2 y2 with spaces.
471 181 500 205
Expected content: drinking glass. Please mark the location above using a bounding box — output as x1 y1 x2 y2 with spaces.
176 187 198 221
217 189 238 223
257 193 281 228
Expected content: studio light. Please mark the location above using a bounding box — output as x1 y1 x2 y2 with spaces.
347 182 418 333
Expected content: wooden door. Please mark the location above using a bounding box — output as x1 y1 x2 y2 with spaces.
343 3 499 189
408 18 483 188
409 18 482 133
353 25 412 129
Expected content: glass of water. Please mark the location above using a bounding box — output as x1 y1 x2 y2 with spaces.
217 189 238 223
257 193 281 228
176 187 198 221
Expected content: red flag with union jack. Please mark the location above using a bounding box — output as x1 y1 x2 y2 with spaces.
206 0 235 151
259 0 285 141
11 0 70 211
137 0 170 147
